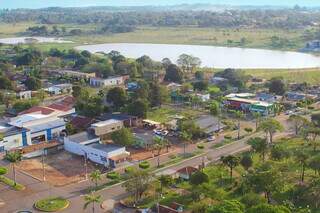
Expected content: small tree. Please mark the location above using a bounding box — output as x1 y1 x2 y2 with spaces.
180 131 192 157
0 166 8 176
295 150 309 183
157 175 173 196
258 118 283 144
83 192 102 213
89 170 101 190
240 154 253 171
190 171 209 186
288 114 309 135
252 112 261 131
122 169 152 204
221 155 240 180
308 155 320 176
5 151 22 186
233 111 244 140
248 137 268 162
111 128 135 147
153 137 169 167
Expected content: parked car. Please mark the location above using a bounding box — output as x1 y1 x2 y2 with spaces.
207 136 216 142
285 110 294 115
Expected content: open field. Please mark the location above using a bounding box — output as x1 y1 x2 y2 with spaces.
244 68 320 84
0 22 307 51
17 151 97 186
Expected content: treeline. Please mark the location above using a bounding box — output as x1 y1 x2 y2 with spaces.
1 8 320 30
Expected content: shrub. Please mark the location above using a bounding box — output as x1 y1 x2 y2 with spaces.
0 167 8 175
34 197 69 212
244 127 253 133
124 166 135 173
224 135 232 140
139 161 150 169
106 171 120 180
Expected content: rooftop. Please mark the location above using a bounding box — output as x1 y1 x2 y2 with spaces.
176 166 198 175
19 106 55 116
68 131 99 144
91 119 121 128
28 119 65 133
9 113 51 127
97 113 137 122
86 142 123 153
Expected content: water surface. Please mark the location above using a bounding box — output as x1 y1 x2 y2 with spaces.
76 43 320 69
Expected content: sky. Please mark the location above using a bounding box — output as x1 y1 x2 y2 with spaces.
1 0 320 9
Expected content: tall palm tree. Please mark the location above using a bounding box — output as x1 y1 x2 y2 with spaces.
83 192 102 213
5 151 22 186
252 112 261 131
295 150 309 183
153 137 168 167
233 111 244 140
221 155 240 180
89 170 102 190
180 131 192 157
248 137 268 162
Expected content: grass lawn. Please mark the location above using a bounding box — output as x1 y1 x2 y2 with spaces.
0 176 25 191
34 197 69 212
147 105 204 123
244 68 320 84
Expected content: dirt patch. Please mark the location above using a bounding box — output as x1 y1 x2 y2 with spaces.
17 151 97 186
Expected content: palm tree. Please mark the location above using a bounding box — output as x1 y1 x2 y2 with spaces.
89 170 102 190
180 131 192 157
233 111 244 140
252 112 261 131
248 137 268 162
197 144 205 169
83 192 102 213
221 155 240 180
210 101 222 133
295 150 309 183
153 137 168 167
258 118 283 144
5 151 22 186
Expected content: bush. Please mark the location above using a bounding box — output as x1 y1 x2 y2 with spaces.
244 127 253 133
0 167 8 175
106 171 120 180
308 106 315 110
0 176 25 191
125 166 135 173
224 135 232 140
139 161 150 169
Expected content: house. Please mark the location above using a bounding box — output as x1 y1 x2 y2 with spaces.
176 166 198 180
256 93 279 103
90 75 128 87
51 69 96 79
16 90 32 100
70 116 94 131
91 119 124 140
46 84 73 95
143 70 165 82
97 113 139 127
0 123 31 152
211 77 228 85
224 95 274 115
164 82 182 92
285 92 318 102
195 93 210 102
64 131 130 167
195 115 225 136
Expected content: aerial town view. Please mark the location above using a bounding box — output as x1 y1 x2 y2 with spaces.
1 0 320 212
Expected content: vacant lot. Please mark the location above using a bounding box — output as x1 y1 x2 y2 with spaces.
17 151 97 186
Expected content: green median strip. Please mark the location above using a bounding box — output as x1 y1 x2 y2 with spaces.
0 176 25 191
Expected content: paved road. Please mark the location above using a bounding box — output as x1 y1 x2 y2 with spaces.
0 113 292 212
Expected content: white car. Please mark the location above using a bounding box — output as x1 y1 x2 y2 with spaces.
207 136 216 142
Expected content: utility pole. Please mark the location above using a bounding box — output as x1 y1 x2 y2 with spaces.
42 149 46 182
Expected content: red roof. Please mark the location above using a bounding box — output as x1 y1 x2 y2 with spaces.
61 96 76 106
71 116 94 129
47 103 72 112
176 166 198 175
19 106 55 115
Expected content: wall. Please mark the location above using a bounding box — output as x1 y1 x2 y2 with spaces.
93 121 123 136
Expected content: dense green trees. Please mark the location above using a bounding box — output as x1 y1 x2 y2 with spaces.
164 64 183 83
248 137 268 161
268 77 286 96
25 76 42 90
258 118 283 144
128 99 149 118
111 128 135 147
221 155 240 180
106 87 127 110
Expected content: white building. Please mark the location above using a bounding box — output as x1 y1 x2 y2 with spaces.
90 76 126 87
46 84 73 95
64 131 130 167
17 90 32 100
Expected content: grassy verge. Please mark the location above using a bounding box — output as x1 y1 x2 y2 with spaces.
34 197 69 212
0 176 25 191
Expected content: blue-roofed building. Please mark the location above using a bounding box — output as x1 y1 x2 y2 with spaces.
0 122 31 152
